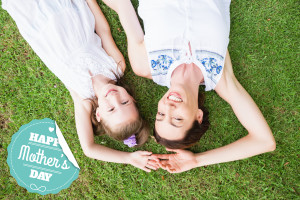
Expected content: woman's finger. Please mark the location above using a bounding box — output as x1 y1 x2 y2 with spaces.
159 160 171 169
148 160 159 166
145 164 157 170
151 154 170 160
141 166 151 173
166 165 177 173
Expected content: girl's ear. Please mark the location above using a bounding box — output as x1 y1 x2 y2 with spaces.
196 109 204 124
135 120 150 146
130 96 136 103
96 107 101 122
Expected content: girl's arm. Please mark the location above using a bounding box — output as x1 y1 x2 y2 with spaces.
102 0 152 79
68 89 156 172
152 51 276 173
86 0 126 72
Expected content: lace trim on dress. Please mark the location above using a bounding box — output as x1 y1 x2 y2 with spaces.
70 52 119 98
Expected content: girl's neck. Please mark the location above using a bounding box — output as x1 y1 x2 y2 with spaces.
91 74 113 97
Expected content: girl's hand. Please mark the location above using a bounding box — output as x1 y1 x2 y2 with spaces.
127 151 160 172
152 149 198 173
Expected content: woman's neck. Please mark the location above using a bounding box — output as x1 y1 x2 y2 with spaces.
170 63 203 91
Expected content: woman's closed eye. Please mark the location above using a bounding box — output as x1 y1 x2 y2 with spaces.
121 100 129 105
157 112 165 116
156 112 164 121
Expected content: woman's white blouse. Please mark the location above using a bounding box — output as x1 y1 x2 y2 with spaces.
2 0 122 98
138 0 231 90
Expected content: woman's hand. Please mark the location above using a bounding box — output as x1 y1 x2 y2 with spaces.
152 149 198 173
127 151 160 172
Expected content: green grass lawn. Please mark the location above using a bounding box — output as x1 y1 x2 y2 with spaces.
1 0 299 199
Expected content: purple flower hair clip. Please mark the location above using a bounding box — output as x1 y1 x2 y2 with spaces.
123 134 137 148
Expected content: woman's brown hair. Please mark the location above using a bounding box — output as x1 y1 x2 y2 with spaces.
153 93 210 149
88 70 149 146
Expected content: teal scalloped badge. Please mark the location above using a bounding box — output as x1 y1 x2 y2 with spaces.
7 118 80 195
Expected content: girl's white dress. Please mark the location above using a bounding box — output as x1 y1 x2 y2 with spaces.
2 0 122 98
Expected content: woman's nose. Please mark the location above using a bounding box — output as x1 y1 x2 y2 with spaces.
166 101 176 109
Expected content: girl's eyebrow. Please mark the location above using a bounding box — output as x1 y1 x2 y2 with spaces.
170 122 182 128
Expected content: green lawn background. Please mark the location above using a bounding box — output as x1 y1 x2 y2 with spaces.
0 0 299 199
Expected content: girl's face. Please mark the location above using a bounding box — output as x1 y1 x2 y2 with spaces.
96 84 138 131
155 84 203 140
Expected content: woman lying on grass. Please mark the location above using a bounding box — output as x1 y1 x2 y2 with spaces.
2 0 158 172
103 0 276 173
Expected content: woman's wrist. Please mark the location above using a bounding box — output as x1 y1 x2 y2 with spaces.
195 153 208 167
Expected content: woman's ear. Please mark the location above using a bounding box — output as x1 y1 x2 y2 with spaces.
96 107 101 122
196 109 203 124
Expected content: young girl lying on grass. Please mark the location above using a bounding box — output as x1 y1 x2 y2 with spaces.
2 0 158 172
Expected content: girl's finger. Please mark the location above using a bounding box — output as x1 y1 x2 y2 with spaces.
149 155 160 161
140 151 152 156
166 148 180 153
159 161 171 170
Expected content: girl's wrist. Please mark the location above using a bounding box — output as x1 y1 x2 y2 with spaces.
123 152 132 164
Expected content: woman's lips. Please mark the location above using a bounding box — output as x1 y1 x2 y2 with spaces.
105 89 117 97
167 92 183 102
168 92 182 99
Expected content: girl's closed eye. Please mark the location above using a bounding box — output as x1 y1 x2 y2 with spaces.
174 117 182 121
108 107 115 112
121 100 129 105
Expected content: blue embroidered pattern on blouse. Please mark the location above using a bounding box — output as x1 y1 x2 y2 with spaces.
196 50 224 85
200 58 222 75
151 55 174 71
150 49 181 76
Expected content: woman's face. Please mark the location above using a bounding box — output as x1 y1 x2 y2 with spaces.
155 84 203 140
96 84 138 131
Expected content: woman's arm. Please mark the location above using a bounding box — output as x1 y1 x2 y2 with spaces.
102 0 152 79
86 0 126 72
152 51 276 173
205 50 276 164
68 89 157 172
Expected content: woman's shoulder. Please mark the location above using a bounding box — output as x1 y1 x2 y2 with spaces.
214 50 241 100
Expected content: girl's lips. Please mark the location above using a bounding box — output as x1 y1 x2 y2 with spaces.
105 89 117 97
